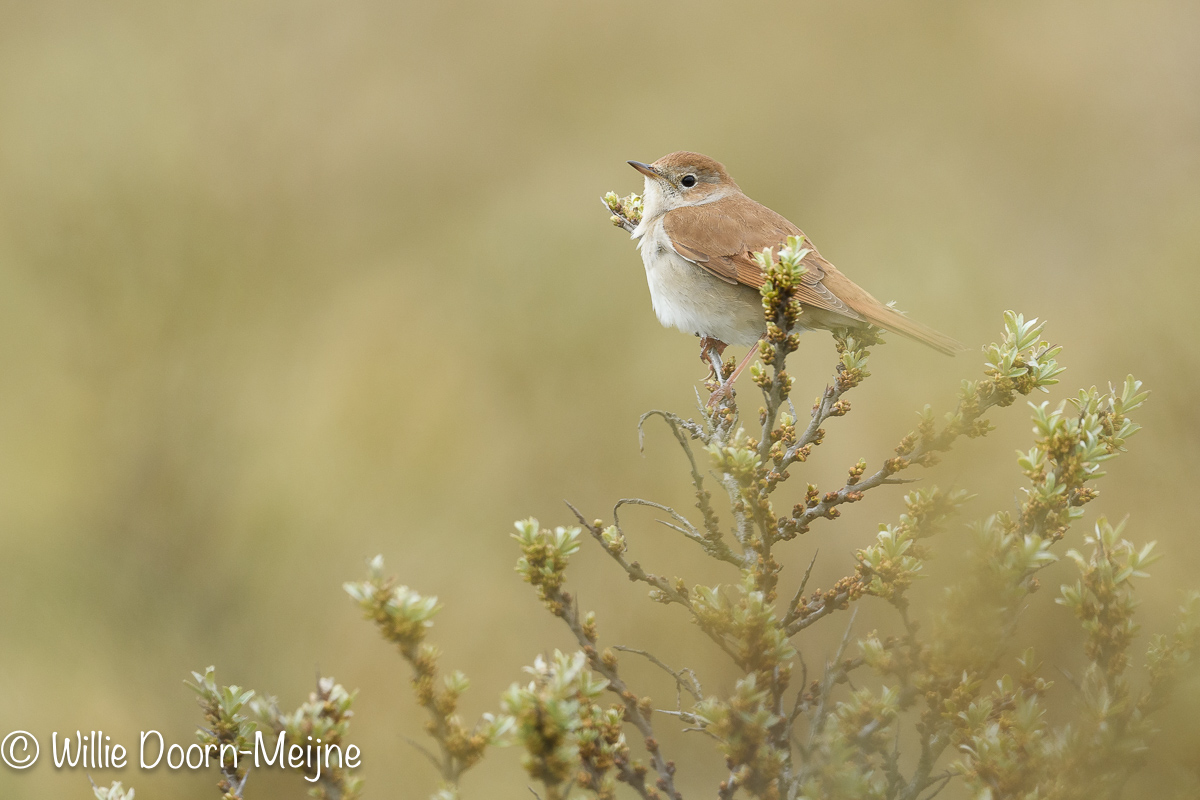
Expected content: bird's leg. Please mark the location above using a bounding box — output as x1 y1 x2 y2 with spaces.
699 336 727 381
706 335 766 408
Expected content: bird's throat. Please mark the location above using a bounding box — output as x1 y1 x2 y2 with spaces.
631 177 666 239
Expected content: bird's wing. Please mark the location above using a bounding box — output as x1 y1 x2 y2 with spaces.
662 196 865 321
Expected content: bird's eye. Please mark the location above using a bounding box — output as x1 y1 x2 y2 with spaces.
680 174 697 188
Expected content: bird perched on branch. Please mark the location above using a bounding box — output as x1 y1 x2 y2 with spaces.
615 151 964 398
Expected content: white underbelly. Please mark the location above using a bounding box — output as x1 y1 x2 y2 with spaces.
636 220 765 347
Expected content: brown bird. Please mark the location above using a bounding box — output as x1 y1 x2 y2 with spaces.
624 152 964 395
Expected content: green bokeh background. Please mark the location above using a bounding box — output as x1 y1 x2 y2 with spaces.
2 1 1198 797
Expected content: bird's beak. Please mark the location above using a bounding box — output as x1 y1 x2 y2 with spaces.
627 160 658 179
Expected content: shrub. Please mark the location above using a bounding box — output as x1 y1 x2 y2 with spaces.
108 195 1200 800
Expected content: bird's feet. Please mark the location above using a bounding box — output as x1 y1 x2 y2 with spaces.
706 336 766 409
699 336 727 382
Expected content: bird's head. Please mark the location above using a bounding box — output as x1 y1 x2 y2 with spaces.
627 152 739 217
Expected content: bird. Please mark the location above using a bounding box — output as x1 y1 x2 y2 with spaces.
622 151 965 398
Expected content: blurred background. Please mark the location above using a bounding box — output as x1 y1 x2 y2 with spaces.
1 1 1198 797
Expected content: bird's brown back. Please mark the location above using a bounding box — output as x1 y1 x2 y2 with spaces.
661 192 966 355
662 193 867 322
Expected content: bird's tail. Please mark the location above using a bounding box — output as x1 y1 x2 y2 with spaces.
859 303 967 356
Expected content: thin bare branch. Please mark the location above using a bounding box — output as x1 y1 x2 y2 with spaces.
614 645 703 703
566 502 744 666
917 773 954 800
783 549 820 627
1056 664 1083 693
402 735 443 773
808 608 859 742
615 498 703 542
638 409 738 557
552 587 684 800
613 497 742 567
896 726 953 800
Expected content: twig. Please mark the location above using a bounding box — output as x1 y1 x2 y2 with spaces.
781 380 1022 538
718 769 741 800
656 709 724 742
613 645 703 703
638 409 706 450
1055 665 1083 693
896 726 952 800
784 585 855 637
615 498 703 542
567 502 744 667
605 200 638 234
639 410 739 560
553 589 684 800
789 654 811 727
917 772 954 800
808 608 859 741
614 497 742 567
765 354 862 492
883 719 904 795
783 550 820 626
757 335 792 465
780 384 841 473
402 735 443 773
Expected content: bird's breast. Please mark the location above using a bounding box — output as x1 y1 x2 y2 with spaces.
634 218 764 347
